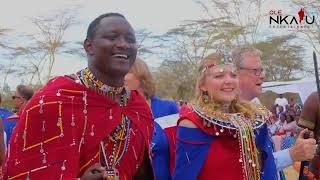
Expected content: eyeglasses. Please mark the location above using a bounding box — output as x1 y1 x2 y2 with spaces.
239 67 265 76
12 95 23 100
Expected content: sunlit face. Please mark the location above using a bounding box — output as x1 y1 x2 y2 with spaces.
85 16 137 77
238 54 265 101
200 64 239 104
124 73 140 90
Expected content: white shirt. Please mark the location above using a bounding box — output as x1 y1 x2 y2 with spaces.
274 97 288 111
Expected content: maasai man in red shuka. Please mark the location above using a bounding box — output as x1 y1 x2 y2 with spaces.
2 13 154 180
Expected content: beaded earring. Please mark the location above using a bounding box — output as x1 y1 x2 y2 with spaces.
201 91 209 104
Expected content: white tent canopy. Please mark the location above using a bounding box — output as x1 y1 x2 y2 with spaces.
262 78 317 103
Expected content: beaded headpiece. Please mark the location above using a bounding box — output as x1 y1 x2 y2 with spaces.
201 46 234 73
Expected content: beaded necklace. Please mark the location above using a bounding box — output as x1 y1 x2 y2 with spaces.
79 67 126 104
193 105 267 180
84 67 123 93
78 68 131 179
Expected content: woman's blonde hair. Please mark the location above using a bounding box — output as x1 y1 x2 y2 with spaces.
129 57 156 99
195 53 260 119
195 53 223 100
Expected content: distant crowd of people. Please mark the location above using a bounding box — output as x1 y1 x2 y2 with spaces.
267 95 303 152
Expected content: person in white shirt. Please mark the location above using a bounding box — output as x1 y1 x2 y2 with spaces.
270 113 287 152
275 94 289 112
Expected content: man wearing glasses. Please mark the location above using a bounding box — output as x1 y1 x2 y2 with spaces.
5 85 34 145
232 47 317 178
11 85 34 113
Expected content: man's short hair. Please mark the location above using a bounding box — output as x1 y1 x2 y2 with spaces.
86 13 126 40
16 85 34 101
231 47 262 68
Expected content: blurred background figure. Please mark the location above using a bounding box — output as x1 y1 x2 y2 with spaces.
274 94 289 112
5 85 34 145
178 101 190 117
0 94 7 164
125 57 179 180
0 94 12 148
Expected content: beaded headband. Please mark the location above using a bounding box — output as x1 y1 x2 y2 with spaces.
201 60 234 73
201 47 234 73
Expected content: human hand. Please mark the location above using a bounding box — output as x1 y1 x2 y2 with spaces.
80 163 108 180
289 129 317 162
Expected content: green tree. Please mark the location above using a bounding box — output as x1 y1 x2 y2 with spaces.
254 35 305 81
196 0 265 45
153 0 309 99
30 9 77 81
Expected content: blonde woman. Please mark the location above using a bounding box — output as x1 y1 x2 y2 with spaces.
174 53 277 180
